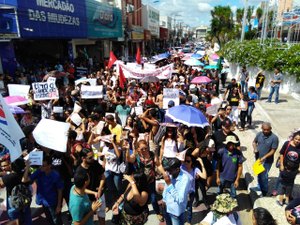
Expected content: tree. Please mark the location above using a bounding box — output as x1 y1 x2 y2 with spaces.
236 8 244 25
210 6 235 46
247 6 254 31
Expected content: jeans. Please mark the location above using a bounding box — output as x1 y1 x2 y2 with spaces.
257 162 272 195
105 170 122 207
241 81 248 94
164 212 185 225
218 177 237 198
186 192 195 223
247 105 255 126
256 87 263 100
240 110 247 128
43 205 62 225
268 86 280 103
7 196 32 225
149 181 160 215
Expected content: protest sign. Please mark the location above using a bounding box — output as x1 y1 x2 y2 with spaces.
0 95 24 162
8 84 30 98
32 81 59 100
70 113 82 126
81 85 103 99
47 77 56 83
53 106 63 113
26 149 43 166
163 88 180 109
73 102 82 113
33 119 70 153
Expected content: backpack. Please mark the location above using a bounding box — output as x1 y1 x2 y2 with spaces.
212 211 239 225
154 125 166 145
10 184 32 210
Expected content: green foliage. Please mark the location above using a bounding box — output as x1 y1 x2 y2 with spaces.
221 40 300 81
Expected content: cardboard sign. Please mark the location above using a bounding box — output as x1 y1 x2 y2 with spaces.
0 95 25 162
32 81 59 100
53 106 63 113
81 85 103 99
33 119 70 153
70 113 82 126
8 84 30 98
163 88 180 109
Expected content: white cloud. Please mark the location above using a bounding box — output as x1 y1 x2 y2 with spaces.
198 3 213 12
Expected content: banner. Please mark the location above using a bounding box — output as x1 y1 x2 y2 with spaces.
33 119 70 153
118 63 172 80
32 81 59 100
75 78 97 86
0 95 24 162
81 85 103 99
163 88 180 109
8 84 30 98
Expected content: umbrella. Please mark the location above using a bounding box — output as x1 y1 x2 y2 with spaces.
165 105 209 127
191 53 203 59
9 106 25 114
204 65 218 70
191 76 212 84
140 76 160 83
4 96 29 106
210 53 219 60
184 58 204 66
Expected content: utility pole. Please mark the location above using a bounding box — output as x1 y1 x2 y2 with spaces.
241 0 248 42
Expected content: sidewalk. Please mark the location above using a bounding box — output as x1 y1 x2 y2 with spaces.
236 90 300 225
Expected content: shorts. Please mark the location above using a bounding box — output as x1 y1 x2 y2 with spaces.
278 182 293 196
97 195 106 218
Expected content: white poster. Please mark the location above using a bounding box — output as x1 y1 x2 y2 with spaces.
206 104 219 116
73 102 82 113
33 119 70 153
134 106 143 115
70 113 82 126
32 81 59 100
163 88 180 109
53 106 63 113
8 84 30 98
81 85 103 99
29 150 43 166
0 95 24 162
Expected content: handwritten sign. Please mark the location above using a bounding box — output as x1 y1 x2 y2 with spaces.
8 84 30 98
53 106 63 113
32 81 59 100
81 85 103 99
70 113 82 126
163 88 179 109
29 150 43 166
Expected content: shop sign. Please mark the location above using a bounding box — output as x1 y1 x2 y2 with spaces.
144 29 151 40
86 0 122 38
147 7 159 37
17 0 87 38
131 25 144 40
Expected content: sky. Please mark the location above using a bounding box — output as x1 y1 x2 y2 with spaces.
142 0 265 27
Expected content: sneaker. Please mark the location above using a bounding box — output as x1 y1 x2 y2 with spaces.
265 100 271 103
275 102 279 104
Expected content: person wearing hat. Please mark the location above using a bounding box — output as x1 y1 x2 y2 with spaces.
199 193 241 225
255 70 265 100
216 136 244 198
162 158 191 225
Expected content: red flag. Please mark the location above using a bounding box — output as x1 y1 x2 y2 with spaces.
119 65 126 89
136 47 141 64
108 51 117 69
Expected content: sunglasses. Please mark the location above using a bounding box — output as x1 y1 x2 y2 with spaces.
185 160 191 163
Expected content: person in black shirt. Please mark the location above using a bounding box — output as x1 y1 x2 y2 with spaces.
223 78 241 100
255 70 266 100
76 148 106 225
0 157 32 224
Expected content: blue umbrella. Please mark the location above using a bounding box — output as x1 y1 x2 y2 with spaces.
165 105 209 127
184 58 204 66
191 53 203 59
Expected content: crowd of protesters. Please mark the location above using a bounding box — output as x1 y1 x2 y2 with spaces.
0 51 299 225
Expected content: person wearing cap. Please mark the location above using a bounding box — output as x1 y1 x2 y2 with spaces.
162 158 191 225
199 193 241 225
216 136 244 198
255 70 265 100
